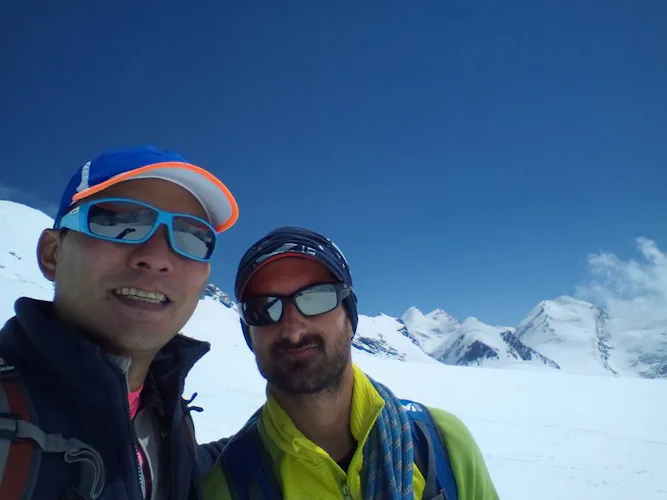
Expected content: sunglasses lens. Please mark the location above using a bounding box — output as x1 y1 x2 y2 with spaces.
86 201 215 261
242 297 284 326
172 216 216 260
87 201 157 241
295 284 340 316
240 284 347 327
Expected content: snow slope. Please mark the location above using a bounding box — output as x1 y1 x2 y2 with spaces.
1 198 666 499
0 201 55 318
184 297 667 500
353 313 437 363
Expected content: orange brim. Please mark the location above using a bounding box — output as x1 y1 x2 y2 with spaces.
71 161 239 232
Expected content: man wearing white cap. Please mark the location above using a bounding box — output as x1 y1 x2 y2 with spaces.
0 146 238 500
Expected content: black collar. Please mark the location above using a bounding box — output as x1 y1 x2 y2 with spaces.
11 297 210 408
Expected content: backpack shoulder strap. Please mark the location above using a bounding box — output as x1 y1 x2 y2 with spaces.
401 399 459 500
0 357 39 500
0 359 106 500
218 407 281 500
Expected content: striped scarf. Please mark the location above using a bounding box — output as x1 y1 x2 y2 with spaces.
361 378 415 500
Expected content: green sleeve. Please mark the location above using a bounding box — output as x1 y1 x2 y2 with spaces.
428 407 499 500
201 460 233 500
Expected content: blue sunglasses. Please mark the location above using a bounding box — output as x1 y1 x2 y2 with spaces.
55 197 218 262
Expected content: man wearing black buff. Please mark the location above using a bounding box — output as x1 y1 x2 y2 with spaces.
203 227 499 500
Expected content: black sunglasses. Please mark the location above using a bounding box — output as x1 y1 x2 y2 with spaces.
238 283 352 327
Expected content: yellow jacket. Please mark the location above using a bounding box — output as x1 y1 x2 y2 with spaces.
203 365 499 500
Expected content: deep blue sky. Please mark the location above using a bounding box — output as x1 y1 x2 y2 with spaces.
1 1 665 326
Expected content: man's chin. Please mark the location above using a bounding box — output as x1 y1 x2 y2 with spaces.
267 364 344 395
86 327 175 356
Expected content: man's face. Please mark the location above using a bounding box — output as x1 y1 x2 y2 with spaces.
245 257 353 395
39 178 211 356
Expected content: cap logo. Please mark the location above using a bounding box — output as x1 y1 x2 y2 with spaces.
254 242 317 265
76 161 92 193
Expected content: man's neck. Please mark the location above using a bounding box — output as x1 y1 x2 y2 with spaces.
127 356 152 392
52 301 156 391
270 366 356 462
105 350 153 392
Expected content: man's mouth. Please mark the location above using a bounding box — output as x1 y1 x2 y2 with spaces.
113 287 169 305
285 341 318 351
274 338 323 356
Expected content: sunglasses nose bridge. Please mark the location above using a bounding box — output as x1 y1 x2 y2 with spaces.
132 221 173 256
148 207 179 242
140 218 169 245
279 298 308 324
275 302 310 340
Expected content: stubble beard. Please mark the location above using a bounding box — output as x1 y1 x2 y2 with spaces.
257 334 351 395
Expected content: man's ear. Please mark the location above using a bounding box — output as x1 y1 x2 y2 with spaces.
37 229 62 282
245 324 256 352
347 318 354 341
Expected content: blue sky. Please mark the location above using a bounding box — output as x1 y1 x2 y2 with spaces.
1 1 665 326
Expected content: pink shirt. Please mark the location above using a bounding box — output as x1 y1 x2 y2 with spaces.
128 386 143 420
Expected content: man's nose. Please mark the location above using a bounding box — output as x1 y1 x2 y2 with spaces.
127 225 174 274
277 302 309 339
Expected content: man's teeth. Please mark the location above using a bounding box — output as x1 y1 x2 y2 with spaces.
114 287 167 304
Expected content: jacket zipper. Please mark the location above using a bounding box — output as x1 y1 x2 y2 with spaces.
341 484 352 500
123 381 147 499
169 356 201 500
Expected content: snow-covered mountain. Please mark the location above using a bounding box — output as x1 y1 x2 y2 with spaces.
201 284 234 309
353 314 436 363
437 318 560 370
400 292 667 378
513 296 616 376
402 305 560 370
400 307 460 354
402 299 621 377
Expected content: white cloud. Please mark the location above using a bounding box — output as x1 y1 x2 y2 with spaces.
577 238 667 326
576 238 667 376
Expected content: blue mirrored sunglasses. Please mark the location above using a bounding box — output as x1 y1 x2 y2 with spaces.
54 197 218 262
